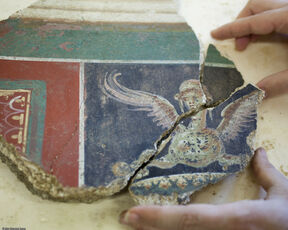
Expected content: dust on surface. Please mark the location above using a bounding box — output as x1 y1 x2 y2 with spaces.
280 165 288 177
261 140 275 151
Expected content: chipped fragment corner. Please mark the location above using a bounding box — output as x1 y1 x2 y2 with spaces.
0 136 120 203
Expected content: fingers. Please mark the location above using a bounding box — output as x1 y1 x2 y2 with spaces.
119 205 220 230
235 34 258 51
253 148 288 199
256 69 288 99
236 0 254 19
211 9 278 40
119 203 251 230
236 0 288 19
235 36 251 51
211 0 288 51
119 201 272 230
234 0 254 50
211 5 288 41
253 148 281 191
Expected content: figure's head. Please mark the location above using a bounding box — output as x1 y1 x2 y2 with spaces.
174 80 206 112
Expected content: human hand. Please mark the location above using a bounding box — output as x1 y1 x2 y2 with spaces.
211 0 288 51
211 0 288 98
256 69 288 98
119 148 288 230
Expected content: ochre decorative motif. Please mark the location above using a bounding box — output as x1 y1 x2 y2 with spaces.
0 90 31 154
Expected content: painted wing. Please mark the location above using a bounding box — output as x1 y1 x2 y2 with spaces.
102 71 179 129
216 91 260 142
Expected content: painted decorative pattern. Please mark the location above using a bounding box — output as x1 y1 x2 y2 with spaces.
0 90 31 154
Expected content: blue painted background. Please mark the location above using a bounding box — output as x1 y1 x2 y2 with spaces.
84 63 200 187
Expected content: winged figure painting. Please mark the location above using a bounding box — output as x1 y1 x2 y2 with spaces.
102 70 206 130
102 70 261 172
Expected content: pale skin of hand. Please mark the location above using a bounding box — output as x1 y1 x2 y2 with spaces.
211 0 288 99
119 148 288 230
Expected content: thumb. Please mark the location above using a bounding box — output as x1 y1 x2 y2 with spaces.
252 147 288 200
256 69 288 99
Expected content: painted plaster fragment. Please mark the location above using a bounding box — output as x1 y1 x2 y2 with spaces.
84 63 203 193
129 84 264 205
0 136 118 203
0 89 31 154
0 19 262 204
0 61 80 188
202 45 244 106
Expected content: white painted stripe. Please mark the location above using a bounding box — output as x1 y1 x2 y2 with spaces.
14 0 182 24
31 0 177 14
13 8 185 24
0 56 200 64
78 62 85 187
205 62 235 68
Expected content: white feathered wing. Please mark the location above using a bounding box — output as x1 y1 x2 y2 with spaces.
102 71 179 130
216 90 261 143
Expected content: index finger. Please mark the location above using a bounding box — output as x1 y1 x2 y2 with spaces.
211 10 279 40
236 1 254 19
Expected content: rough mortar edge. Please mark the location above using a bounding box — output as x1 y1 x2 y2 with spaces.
0 136 125 203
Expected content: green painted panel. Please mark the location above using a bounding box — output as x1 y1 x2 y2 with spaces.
205 44 234 65
0 19 200 61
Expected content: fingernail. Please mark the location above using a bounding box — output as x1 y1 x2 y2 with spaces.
235 37 249 51
259 88 268 99
210 29 218 38
119 210 128 224
256 147 267 156
119 210 139 225
262 91 268 99
258 147 266 153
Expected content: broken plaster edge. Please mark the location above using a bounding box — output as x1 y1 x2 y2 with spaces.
0 0 38 22
0 136 126 203
0 132 161 203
